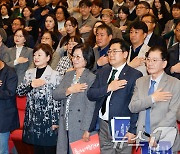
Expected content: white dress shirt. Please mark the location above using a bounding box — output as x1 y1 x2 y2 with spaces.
99 62 126 121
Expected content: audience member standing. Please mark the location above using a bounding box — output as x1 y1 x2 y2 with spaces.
0 60 19 154
87 38 142 153
16 43 62 154
53 43 96 154
129 46 180 153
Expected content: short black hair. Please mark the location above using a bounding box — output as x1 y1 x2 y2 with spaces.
79 0 92 7
130 21 148 33
171 3 180 13
12 17 25 27
137 1 150 9
72 43 95 70
14 28 29 47
33 43 53 65
118 5 129 15
109 38 130 53
141 13 157 24
175 19 180 29
92 0 103 8
96 23 112 36
145 46 168 61
55 6 70 20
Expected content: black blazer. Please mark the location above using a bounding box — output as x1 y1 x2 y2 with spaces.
0 63 19 132
165 43 180 80
87 64 143 134
148 32 167 49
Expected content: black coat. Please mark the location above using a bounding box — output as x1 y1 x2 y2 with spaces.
0 63 19 133
165 43 180 80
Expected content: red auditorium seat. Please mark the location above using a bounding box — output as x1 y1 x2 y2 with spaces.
10 96 34 154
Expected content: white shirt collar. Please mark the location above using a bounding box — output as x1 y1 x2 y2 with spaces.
2 15 9 19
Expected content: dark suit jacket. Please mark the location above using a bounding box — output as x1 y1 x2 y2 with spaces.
165 43 180 80
87 64 143 134
0 63 19 132
148 32 167 49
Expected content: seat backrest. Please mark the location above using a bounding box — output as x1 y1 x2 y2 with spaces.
16 96 27 129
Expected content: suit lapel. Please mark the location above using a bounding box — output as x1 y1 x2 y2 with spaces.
118 64 129 79
11 47 16 60
157 73 168 90
20 47 26 57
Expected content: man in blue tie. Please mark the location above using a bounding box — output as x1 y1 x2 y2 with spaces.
129 46 180 153
87 38 143 153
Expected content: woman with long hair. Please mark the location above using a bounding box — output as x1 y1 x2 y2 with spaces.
152 0 172 33
56 16 83 57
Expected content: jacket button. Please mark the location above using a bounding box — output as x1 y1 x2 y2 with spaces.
78 120 81 122
78 109 80 112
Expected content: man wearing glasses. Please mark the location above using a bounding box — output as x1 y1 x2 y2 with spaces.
141 13 166 49
129 46 180 153
88 38 142 153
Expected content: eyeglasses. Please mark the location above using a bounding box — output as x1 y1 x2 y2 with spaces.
72 55 82 60
107 49 123 54
146 57 163 63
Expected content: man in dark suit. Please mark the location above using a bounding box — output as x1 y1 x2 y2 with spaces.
166 21 180 80
141 13 167 49
87 38 143 153
0 60 19 154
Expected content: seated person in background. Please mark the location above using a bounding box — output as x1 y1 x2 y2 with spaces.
162 3 180 48
165 20 180 80
93 23 112 71
134 1 150 22
125 0 138 21
113 5 132 43
112 0 125 18
77 0 98 41
5 28 33 85
6 17 35 48
10 0 27 19
127 21 150 76
0 28 9 63
101 9 123 40
56 35 83 76
141 13 166 49
91 0 102 20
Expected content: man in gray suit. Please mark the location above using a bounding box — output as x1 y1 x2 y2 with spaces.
129 46 180 153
